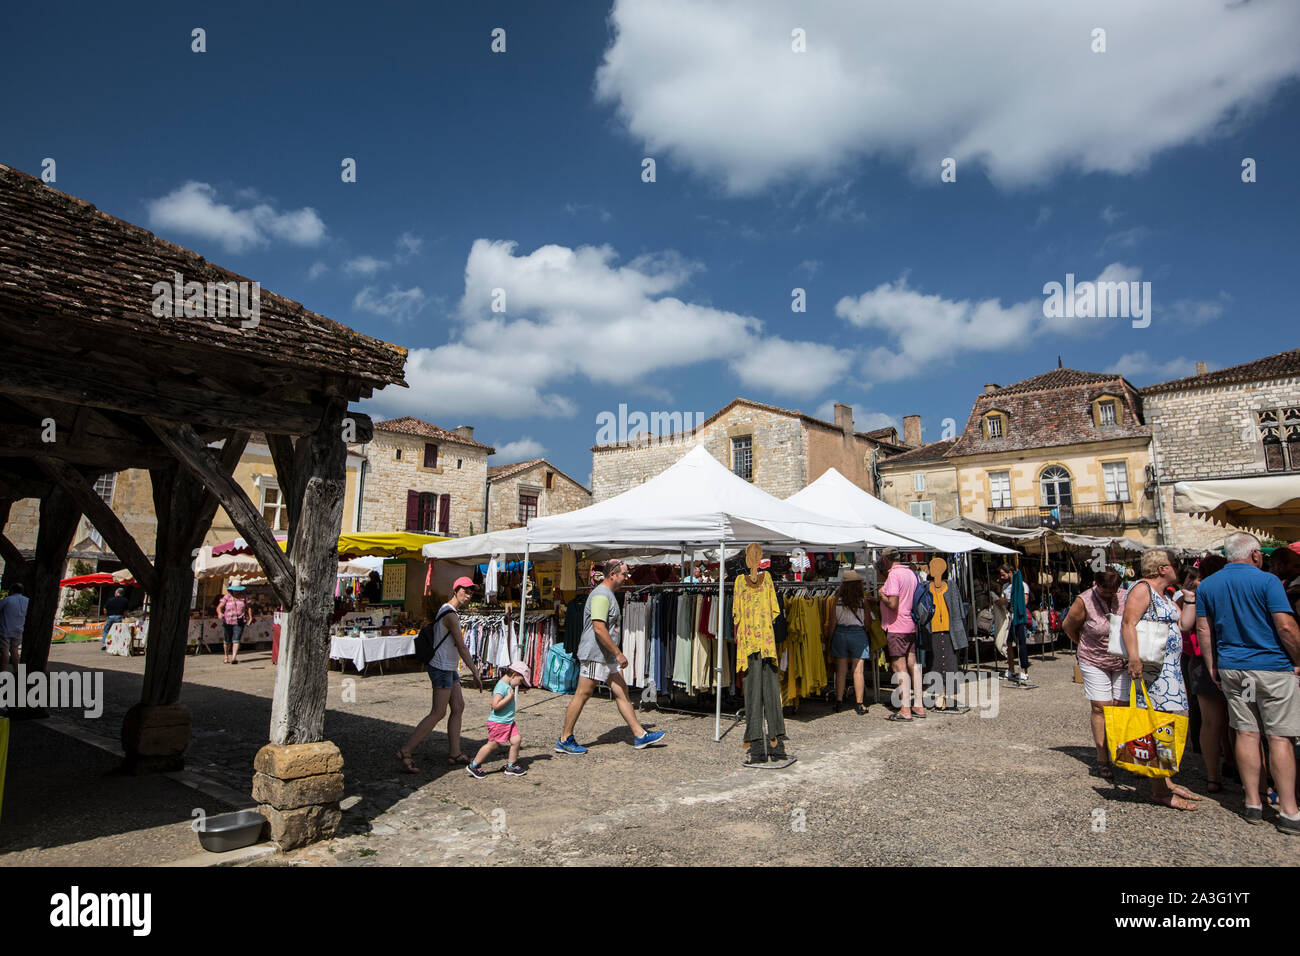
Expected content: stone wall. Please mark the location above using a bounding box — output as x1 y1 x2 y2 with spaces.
878 464 961 524
360 431 490 537
487 463 592 530
1144 375 1300 547
591 405 808 501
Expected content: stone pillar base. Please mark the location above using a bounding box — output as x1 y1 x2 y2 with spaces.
121 702 191 774
253 741 344 850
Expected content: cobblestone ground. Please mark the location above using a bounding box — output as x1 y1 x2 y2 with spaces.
37 641 1300 866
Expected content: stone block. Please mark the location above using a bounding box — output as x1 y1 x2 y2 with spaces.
252 770 345 809
254 741 343 779
259 802 341 851
121 703 192 758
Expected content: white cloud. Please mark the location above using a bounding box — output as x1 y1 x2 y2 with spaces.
344 255 391 277
353 285 426 323
813 401 897 434
307 262 328 280
1161 292 1229 327
797 259 823 278
1033 206 1052 229
490 438 547 462
595 0 1300 192
146 182 326 253
1098 226 1151 255
1106 351 1207 383
365 238 852 420
1100 205 1122 226
396 231 424 257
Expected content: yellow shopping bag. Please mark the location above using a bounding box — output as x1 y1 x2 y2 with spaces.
1104 679 1187 778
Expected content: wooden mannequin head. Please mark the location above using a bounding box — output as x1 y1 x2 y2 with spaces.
745 543 763 581
928 555 947 582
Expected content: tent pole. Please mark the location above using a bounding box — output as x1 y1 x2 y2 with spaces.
714 538 725 742
517 539 530 658
968 551 979 671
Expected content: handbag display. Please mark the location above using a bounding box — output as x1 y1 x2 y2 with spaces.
542 643 579 694
1105 679 1188 778
1106 582 1167 665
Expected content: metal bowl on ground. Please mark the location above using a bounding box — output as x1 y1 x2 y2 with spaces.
198 810 268 852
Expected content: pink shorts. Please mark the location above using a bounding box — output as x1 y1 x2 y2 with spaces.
487 721 518 744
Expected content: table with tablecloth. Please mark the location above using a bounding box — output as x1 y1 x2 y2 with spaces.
329 634 416 673
188 618 275 649
105 620 144 656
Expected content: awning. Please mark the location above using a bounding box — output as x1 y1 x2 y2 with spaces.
58 573 123 590
1173 476 1300 539
336 532 448 559
938 516 1149 553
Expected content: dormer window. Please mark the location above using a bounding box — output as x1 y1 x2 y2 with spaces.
984 411 1007 439
1092 394 1123 427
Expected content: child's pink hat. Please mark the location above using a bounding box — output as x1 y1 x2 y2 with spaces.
504 661 531 686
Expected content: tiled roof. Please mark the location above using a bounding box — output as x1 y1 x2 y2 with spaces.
0 164 406 391
947 368 1148 457
591 397 899 450
879 439 958 465
373 417 495 452
1141 348 1300 395
487 458 590 494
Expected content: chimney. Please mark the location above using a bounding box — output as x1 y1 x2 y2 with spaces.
453 425 475 440
903 414 922 447
1196 362 1207 376
833 402 853 438
983 383 1000 394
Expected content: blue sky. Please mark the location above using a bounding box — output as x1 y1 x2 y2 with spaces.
5 0 1299 484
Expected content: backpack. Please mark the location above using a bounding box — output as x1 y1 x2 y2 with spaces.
413 605 459 665
542 644 579 694
912 571 935 630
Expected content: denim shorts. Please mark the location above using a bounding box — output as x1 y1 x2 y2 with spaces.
222 622 244 644
427 666 459 690
830 625 869 659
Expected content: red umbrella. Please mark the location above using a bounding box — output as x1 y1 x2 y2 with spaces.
59 573 117 590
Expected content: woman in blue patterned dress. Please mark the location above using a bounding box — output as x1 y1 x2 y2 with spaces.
1122 549 1199 811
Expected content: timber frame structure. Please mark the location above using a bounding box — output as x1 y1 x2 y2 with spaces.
0 164 408 786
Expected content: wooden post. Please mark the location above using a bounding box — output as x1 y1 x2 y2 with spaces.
270 399 347 746
18 487 82 679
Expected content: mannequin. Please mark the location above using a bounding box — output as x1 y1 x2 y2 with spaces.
923 555 968 711
734 543 791 766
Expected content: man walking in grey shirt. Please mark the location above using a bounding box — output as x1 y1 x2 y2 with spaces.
555 559 666 754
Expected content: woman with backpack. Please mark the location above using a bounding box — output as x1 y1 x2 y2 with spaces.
397 577 484 773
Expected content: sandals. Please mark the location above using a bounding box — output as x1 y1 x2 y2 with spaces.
1097 765 1114 781
912 708 927 719
447 754 471 766
396 750 418 774
885 712 913 722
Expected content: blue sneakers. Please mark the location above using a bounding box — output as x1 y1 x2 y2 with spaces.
633 729 666 749
555 735 588 755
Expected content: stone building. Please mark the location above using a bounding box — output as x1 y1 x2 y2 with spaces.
359 417 494 537
486 459 592 530
1143 349 1300 549
880 368 1161 543
590 398 905 501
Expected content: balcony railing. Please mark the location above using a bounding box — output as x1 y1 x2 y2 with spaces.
988 502 1127 530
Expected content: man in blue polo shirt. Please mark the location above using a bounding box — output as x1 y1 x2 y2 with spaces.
1198 531 1300 833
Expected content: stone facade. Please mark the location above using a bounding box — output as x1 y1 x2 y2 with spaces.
1143 365 1300 549
591 398 900 502
360 421 493 538
878 457 962 524
487 460 591 530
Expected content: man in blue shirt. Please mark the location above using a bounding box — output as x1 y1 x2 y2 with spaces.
1197 532 1300 833
0 582 30 675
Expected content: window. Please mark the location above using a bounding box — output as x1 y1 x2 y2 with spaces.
545 471 554 490
1103 462 1130 501
92 473 116 506
909 501 934 522
1040 466 1073 508
1098 400 1117 426
1259 408 1300 472
423 443 439 468
417 492 438 532
985 413 1004 439
519 494 538 525
913 473 926 492
732 436 753 480
989 471 1011 509
457 459 462 469
260 480 286 531
394 447 402 460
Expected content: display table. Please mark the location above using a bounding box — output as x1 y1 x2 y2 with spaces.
105 620 145 656
329 634 416 674
187 618 275 651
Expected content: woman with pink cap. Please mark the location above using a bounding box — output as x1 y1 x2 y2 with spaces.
397 576 483 772
466 661 530 778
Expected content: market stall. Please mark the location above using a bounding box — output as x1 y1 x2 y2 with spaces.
1173 475 1300 540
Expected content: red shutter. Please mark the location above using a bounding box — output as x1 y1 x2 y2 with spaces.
405 490 420 531
438 493 451 534
424 443 438 468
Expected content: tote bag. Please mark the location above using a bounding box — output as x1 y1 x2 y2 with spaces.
1106 582 1167 666
542 644 579 694
1105 679 1187 778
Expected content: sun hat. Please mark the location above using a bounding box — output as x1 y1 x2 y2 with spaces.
879 547 900 562
840 569 862 582
504 661 531 686
452 576 476 592
227 584 246 592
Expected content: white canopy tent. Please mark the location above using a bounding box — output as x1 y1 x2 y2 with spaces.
1174 476 1300 541
523 445 914 739
937 515 1149 553
786 468 1015 555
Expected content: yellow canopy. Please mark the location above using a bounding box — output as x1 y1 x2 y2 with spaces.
336 532 448 559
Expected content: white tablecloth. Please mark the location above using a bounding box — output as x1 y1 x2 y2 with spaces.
329 634 416 672
188 618 275 647
105 621 143 656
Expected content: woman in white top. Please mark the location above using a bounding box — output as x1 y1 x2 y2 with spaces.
826 571 873 715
